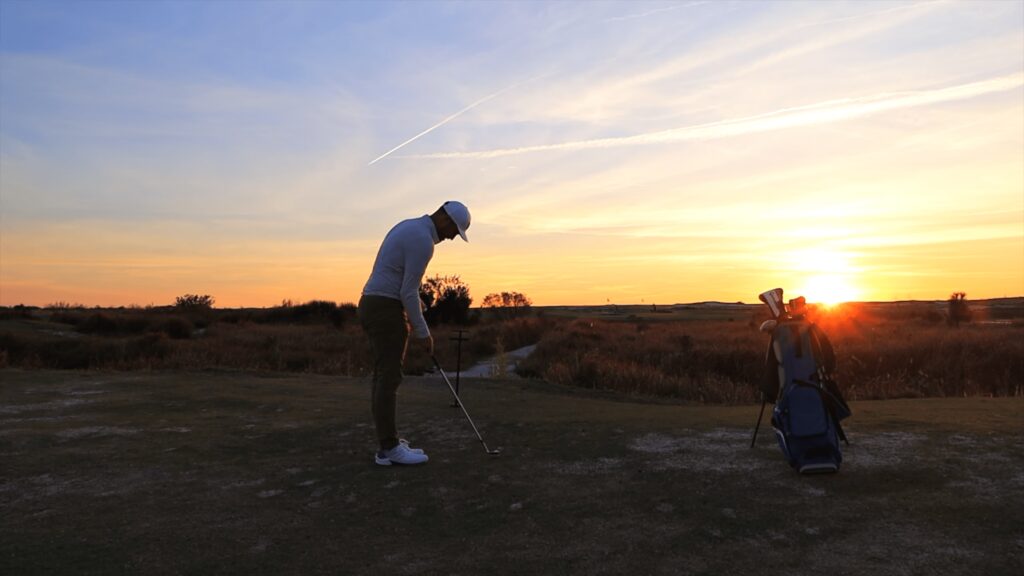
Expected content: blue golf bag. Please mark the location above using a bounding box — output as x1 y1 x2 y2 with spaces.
753 289 851 474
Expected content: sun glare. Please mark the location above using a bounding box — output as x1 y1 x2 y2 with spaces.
799 274 861 307
786 248 863 306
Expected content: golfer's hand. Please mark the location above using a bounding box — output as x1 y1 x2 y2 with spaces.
415 335 434 356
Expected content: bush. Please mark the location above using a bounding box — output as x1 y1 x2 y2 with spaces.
250 300 356 327
175 294 215 309
79 313 121 335
420 275 473 326
948 292 971 327
0 306 37 321
157 317 194 339
49 310 86 326
482 292 533 320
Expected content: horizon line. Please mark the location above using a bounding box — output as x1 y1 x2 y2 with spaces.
4 296 1021 310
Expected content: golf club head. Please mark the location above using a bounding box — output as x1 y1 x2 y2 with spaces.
759 288 785 319
486 446 503 455
788 296 807 316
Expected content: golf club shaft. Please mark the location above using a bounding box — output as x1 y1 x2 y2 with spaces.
431 356 489 448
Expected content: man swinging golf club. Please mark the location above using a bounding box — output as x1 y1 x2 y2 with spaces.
358 201 471 466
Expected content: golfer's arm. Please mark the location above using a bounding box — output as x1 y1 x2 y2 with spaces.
400 248 431 339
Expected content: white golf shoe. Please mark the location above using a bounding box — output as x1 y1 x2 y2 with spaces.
399 438 424 455
375 443 429 466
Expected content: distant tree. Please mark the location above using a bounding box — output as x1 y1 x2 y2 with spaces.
948 292 971 327
175 294 215 310
419 275 473 325
482 291 533 319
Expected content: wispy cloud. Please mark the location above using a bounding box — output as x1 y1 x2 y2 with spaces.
603 2 710 23
402 73 1023 160
368 77 539 165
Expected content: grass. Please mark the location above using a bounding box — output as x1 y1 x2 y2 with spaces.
1 369 1022 575
518 306 1024 402
1 299 1022 402
0 304 556 379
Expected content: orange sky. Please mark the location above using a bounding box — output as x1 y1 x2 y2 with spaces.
2 1 1022 308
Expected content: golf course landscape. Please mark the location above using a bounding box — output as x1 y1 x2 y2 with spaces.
2 355 1022 575
4 2 1023 574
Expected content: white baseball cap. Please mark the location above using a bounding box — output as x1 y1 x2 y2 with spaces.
442 201 471 242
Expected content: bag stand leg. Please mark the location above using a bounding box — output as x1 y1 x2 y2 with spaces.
750 395 767 448
837 420 850 446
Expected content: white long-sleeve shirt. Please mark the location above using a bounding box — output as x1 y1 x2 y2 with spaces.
361 215 439 338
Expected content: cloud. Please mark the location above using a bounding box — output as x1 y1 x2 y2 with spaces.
0 52 383 223
400 73 1023 160
452 1 951 129
368 77 540 165
603 2 711 23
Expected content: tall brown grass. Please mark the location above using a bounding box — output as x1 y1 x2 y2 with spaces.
0 302 527 376
517 319 763 403
517 305 1024 403
2 301 1021 404
813 305 1023 399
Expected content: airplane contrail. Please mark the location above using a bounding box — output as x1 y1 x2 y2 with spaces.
368 78 537 165
401 73 1023 161
603 2 710 23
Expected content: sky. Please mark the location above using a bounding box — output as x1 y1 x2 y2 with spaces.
1 0 1022 307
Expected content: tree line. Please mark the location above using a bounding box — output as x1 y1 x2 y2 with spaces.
418 275 531 326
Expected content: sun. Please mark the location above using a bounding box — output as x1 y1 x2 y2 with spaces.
799 274 861 307
786 248 863 307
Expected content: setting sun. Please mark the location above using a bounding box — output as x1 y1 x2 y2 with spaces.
785 248 863 306
798 274 862 307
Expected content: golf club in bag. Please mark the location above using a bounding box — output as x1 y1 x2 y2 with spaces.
431 356 502 455
751 288 851 474
750 288 784 448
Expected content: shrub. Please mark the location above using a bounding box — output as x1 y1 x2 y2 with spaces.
78 313 121 335
482 291 533 320
948 292 971 327
420 275 473 326
156 317 194 339
49 310 86 326
0 306 37 321
249 300 356 327
175 294 215 310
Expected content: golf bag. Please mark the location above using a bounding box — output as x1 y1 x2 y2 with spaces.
754 289 851 474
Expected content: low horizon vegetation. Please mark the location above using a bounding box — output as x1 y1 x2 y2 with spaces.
518 303 1024 403
0 298 551 379
1 297 1021 404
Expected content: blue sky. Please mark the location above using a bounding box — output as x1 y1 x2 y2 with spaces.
1 0 1022 306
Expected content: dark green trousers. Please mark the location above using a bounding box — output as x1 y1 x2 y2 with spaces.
357 295 408 451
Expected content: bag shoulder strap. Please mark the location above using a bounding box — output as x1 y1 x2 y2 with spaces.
807 322 836 374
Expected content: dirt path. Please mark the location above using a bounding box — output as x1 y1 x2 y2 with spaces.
1 370 1021 575
458 344 537 377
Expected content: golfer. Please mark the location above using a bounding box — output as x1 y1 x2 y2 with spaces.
358 201 471 466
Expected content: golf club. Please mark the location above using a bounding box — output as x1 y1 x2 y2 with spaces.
431 355 502 456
